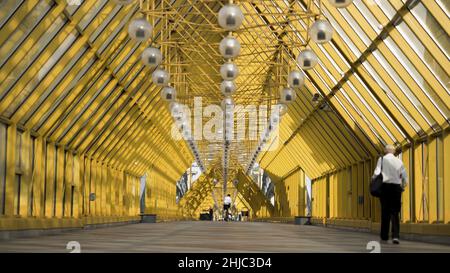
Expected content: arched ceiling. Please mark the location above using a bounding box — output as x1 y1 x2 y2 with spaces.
0 0 448 181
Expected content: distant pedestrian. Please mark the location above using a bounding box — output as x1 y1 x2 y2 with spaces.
209 207 213 221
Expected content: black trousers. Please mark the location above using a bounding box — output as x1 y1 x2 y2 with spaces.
380 183 402 240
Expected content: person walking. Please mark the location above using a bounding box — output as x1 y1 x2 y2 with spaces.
372 144 408 244
209 207 214 221
223 194 232 221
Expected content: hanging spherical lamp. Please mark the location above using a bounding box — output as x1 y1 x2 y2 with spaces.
220 80 237 96
218 4 244 31
170 102 181 116
171 104 185 122
221 97 235 110
113 0 134 5
176 119 190 132
142 47 162 68
270 114 280 126
224 109 234 121
276 104 288 116
224 118 234 131
288 70 305 88
152 69 170 86
161 86 176 102
128 18 152 42
280 87 296 104
181 127 192 140
297 49 318 70
309 19 333 44
220 62 239 81
219 36 241 59
225 130 233 141
328 0 354 8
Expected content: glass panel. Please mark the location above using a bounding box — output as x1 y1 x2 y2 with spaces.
65 0 85 16
38 59 98 132
436 0 449 15
375 0 397 20
354 0 383 34
97 11 136 54
372 49 435 128
0 0 24 29
0 15 66 100
410 2 450 58
113 43 140 75
0 123 6 215
395 21 450 95
339 88 384 144
383 36 449 119
334 7 372 47
78 0 108 31
89 3 121 43
38 31 79 81
352 73 407 140
0 0 52 67
321 5 361 58
3 30 79 118
437 136 444 222
57 74 113 139
360 60 422 133
345 81 396 143
25 46 90 129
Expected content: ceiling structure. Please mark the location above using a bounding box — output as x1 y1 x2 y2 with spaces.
0 0 448 185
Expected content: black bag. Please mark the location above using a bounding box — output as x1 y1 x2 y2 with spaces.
370 157 383 197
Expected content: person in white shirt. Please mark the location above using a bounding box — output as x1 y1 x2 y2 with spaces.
373 144 408 244
223 194 232 221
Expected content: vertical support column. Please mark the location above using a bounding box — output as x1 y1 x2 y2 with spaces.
443 131 450 224
436 134 444 222
64 152 73 218
123 173 129 216
322 178 326 218
55 146 65 218
118 170 124 216
113 169 118 216
145 170 152 214
106 167 112 217
92 159 99 216
101 164 107 217
83 156 91 216
423 143 429 221
351 164 358 219
135 176 140 216
325 175 330 219
32 136 45 217
109 168 115 216
45 143 55 217
4 124 16 216
414 143 424 222
363 160 371 220
73 154 81 218
299 169 306 216
328 174 333 219
96 161 103 217
19 131 31 217
401 147 411 222
338 171 344 218
357 162 363 219
428 138 437 223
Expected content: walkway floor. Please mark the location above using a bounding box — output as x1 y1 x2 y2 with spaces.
1 221 449 253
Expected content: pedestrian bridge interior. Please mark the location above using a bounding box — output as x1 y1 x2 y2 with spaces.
0 0 449 252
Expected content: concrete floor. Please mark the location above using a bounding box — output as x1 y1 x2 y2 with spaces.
0 221 449 253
